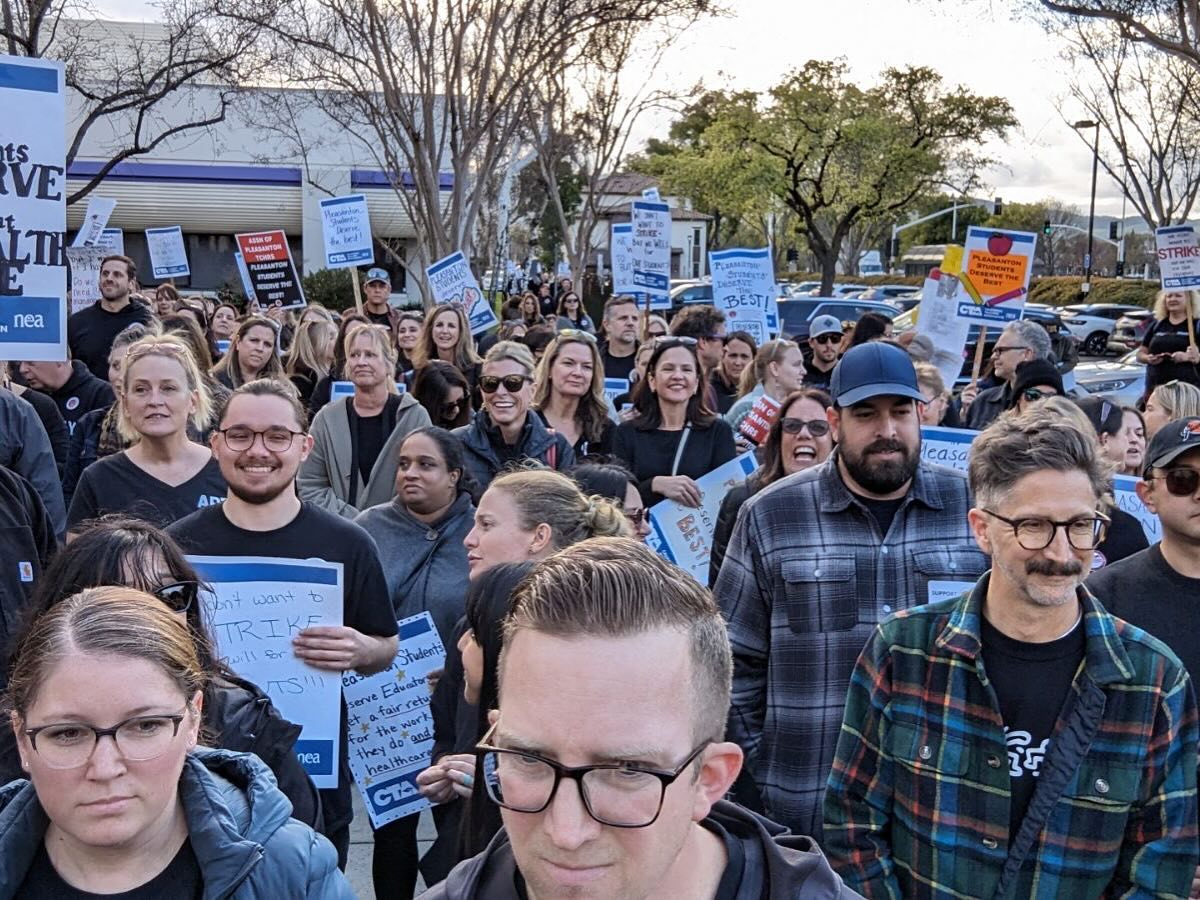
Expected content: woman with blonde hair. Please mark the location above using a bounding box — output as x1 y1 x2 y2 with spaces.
299 323 430 518
1142 379 1200 441
211 316 284 389
67 335 225 534
411 303 483 401
723 338 807 436
286 318 338 405
1139 289 1200 394
533 331 613 456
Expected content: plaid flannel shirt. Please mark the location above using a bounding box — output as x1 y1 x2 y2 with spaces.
714 454 987 838
824 577 1200 899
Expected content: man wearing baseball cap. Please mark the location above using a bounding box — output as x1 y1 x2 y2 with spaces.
715 341 988 839
362 267 402 345
803 314 843 391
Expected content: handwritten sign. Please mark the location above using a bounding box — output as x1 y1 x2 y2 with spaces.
188 556 345 789
916 271 971 391
711 247 773 344
65 246 106 315
426 250 497 335
646 452 758 583
72 195 116 248
95 228 124 254
956 227 1036 324
631 200 671 310
235 230 305 309
319 194 374 269
145 225 190 279
0 55 67 362
1155 226 1200 290
343 612 445 828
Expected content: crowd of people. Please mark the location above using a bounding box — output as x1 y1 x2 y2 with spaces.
3 253 1200 898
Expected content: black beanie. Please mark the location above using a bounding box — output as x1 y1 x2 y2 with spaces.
1009 359 1064 408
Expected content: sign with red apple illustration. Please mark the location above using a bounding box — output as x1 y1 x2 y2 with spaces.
958 226 1037 323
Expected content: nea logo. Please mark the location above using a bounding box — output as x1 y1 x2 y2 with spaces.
13 313 44 329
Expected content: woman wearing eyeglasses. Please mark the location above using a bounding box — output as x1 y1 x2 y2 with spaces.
554 291 594 333
452 341 575 496
532 331 614 457
709 389 834 586
0 585 350 897
411 360 473 429
613 337 737 508
67 336 226 537
299 323 431 519
1005 358 1063 414
568 461 653 541
724 339 807 437
0 516 324 833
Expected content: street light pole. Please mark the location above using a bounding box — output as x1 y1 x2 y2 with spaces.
1073 119 1100 293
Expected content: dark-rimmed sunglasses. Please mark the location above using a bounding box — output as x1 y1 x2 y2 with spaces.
1022 388 1057 403
154 580 199 614
780 418 830 437
812 333 841 345
1150 467 1200 497
479 374 532 394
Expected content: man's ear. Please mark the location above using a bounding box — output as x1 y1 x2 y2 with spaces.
1136 478 1158 514
967 507 992 555
690 742 743 822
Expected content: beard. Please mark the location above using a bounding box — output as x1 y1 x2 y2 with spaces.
226 469 296 505
840 437 919 495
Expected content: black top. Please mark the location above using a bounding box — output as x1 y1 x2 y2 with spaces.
802 365 834 391
19 839 202 899
14 387 69 477
600 343 638 382
366 309 394 329
854 492 905 538
1088 543 1200 683
980 614 1086 840
1092 507 1149 570
534 409 614 459
0 467 57 689
40 361 115 435
67 452 227 532
67 300 155 381
354 409 388 484
1142 317 1200 390
709 370 739 414
168 502 398 832
612 418 738 506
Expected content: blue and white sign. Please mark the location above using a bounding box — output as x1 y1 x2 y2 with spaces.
330 380 406 401
145 225 190 279
319 194 374 269
343 612 445 828
603 377 629 415
631 200 671 310
71 195 116 248
646 452 758 584
710 247 774 344
233 251 256 302
1155 226 1200 290
0 55 67 361
611 223 638 298
427 250 497 335
95 228 124 254
920 425 978 472
1113 474 1160 544
188 556 345 789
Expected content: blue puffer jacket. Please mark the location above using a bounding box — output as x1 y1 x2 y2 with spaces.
0 748 353 899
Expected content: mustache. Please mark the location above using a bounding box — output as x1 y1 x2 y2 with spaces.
1025 559 1083 577
864 438 907 455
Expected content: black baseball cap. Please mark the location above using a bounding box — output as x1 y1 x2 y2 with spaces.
1143 417 1200 478
830 341 926 407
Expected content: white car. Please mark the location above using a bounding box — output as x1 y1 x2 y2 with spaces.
1061 304 1146 356
1072 350 1146 405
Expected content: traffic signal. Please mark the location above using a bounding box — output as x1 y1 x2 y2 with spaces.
890 237 900 259
1108 221 1119 240
1043 220 1052 236
1115 260 1126 277
993 197 1003 216
786 247 799 263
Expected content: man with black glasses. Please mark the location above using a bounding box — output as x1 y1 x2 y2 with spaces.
825 405 1199 898
169 378 399 868
960 319 1052 430
422 538 857 899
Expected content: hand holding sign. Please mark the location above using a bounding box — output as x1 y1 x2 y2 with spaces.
293 624 375 671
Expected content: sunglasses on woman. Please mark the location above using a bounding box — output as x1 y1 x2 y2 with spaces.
480 374 532 394
780 418 830 437
154 580 199 614
558 328 597 344
1151 467 1200 497
1022 388 1057 403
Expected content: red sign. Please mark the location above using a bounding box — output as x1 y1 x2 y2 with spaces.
235 230 306 309
739 394 781 445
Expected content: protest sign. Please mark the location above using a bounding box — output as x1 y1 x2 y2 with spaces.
235 230 306 309
1112 474 1160 545
766 292 780 337
319 194 374 269
611 223 638 296
0 55 67 362
631 200 671 310
641 187 662 202
646 452 759 583
426 251 498 335
216 339 230 355
145 226 190 279
65 246 106 315
188 556 345 789
739 394 781 445
915 271 971 391
955 227 1037 324
343 612 445 829
233 251 257 302
1154 226 1200 290
604 377 629 415
72 196 116 247
710 247 774 344
330 380 405 402
96 228 124 254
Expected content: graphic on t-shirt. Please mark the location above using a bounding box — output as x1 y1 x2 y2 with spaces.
1006 727 1049 778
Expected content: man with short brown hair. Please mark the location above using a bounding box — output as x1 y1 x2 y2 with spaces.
67 253 153 380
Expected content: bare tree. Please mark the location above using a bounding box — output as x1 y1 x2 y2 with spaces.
2 0 266 204
217 0 712 304
1063 19 1200 227
1036 1 1200 69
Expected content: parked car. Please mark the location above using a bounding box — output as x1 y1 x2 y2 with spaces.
1060 303 1145 356
668 279 712 311
777 298 899 341
1107 309 1154 354
1072 350 1145 406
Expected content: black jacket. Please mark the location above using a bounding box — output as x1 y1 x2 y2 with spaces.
11 388 68 479
43 360 115 432
420 799 862 899
963 382 1011 431
451 410 575 499
0 467 56 689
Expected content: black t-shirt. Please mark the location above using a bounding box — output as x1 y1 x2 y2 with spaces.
600 344 638 382
167 501 398 832
355 410 388 483
67 300 155 382
18 838 202 899
1142 318 1200 389
68 451 227 531
1092 507 1149 571
802 364 834 391
981 614 1086 839
709 370 739 415
1088 544 1200 683
854 492 905 538
365 309 393 329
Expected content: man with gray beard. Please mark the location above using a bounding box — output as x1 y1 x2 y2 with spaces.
714 341 988 839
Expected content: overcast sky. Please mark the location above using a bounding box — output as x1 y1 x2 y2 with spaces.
92 0 1130 215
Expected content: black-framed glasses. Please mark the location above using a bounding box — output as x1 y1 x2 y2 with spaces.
558 328 597 344
476 723 710 828
479 374 532 394
781 418 830 437
218 427 304 452
981 508 1110 551
1022 388 1058 403
154 580 198 614
24 709 189 769
991 344 1029 358
1149 467 1200 497
812 333 841 345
